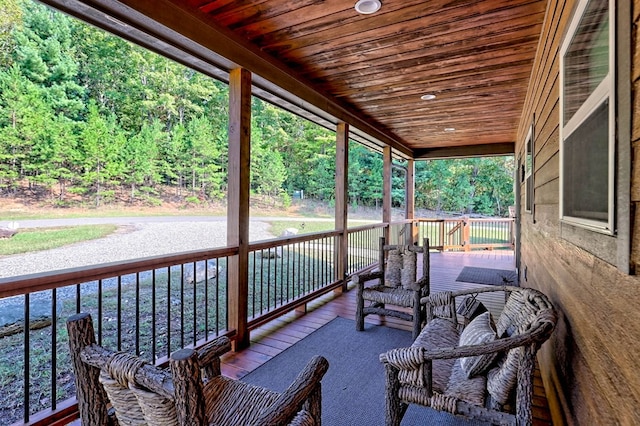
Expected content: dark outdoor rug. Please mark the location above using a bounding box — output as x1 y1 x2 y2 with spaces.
456 266 518 286
242 317 490 425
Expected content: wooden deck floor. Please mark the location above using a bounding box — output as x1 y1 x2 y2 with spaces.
221 250 553 425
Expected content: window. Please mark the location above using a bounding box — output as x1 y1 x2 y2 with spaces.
560 0 614 233
524 125 533 213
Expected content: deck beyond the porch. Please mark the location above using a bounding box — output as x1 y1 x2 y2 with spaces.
221 250 553 425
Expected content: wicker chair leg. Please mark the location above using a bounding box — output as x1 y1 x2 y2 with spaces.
516 344 536 426
305 383 322 426
384 363 405 426
66 313 111 426
356 282 365 331
170 348 206 425
412 291 422 339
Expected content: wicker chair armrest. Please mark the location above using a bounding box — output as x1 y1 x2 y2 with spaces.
354 270 383 285
196 336 231 377
408 276 428 292
253 355 329 426
380 309 556 367
420 286 521 306
420 290 452 307
80 344 175 398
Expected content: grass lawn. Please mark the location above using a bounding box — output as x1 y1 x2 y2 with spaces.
0 224 117 256
266 220 375 237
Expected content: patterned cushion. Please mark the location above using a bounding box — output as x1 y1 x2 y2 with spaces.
445 359 487 406
459 312 499 378
495 289 537 338
384 249 402 287
409 318 459 392
487 347 522 405
401 250 417 290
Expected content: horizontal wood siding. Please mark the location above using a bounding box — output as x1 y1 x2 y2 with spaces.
517 0 640 424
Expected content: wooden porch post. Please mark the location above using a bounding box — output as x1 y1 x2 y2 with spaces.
463 216 471 252
383 146 392 243
407 158 416 246
335 122 349 292
227 68 251 350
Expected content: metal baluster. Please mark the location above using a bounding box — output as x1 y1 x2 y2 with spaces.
180 263 184 349
260 251 265 314
117 275 122 351
205 259 209 339
192 261 197 346
152 269 156 362
51 288 57 411
24 293 30 423
167 266 171 357
251 251 256 318
267 247 272 310
286 242 291 301
136 272 140 355
98 279 103 345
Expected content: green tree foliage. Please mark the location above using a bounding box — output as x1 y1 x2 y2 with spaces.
80 102 124 206
122 119 161 200
0 0 514 216
349 143 382 207
0 0 22 66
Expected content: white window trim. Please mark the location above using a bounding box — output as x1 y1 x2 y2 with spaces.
559 0 615 234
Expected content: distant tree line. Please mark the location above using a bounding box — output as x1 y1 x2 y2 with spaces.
0 0 514 216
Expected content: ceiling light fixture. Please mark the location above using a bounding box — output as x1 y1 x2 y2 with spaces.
355 0 382 15
444 127 456 132
421 94 436 100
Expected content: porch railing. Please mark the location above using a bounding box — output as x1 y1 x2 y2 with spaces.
346 223 385 275
0 217 512 425
0 247 236 425
415 217 514 251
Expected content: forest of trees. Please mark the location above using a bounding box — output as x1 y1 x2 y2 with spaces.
0 0 514 216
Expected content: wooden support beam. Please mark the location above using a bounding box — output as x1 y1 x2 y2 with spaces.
335 122 349 292
414 142 515 159
383 146 392 243
407 159 416 245
227 68 251 350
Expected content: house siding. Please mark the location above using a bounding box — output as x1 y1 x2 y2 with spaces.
517 0 640 424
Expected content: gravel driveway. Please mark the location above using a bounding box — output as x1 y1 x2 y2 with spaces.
0 219 278 324
0 219 276 279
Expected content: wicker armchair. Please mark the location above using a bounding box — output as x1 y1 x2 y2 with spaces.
355 237 430 339
380 286 556 426
67 313 329 426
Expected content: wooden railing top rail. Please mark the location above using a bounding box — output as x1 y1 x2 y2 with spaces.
249 229 341 250
467 217 514 223
0 228 358 299
415 217 513 223
346 222 386 233
0 246 238 299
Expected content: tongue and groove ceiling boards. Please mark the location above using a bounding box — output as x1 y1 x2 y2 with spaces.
45 0 547 159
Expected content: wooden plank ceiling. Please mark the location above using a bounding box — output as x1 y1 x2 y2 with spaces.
68 0 548 159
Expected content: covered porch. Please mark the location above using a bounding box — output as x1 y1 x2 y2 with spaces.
2 0 638 424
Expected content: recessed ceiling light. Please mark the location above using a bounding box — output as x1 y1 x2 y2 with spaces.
355 0 382 15
444 128 456 132
421 94 436 100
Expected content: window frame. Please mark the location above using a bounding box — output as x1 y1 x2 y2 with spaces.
524 124 534 214
559 0 615 234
